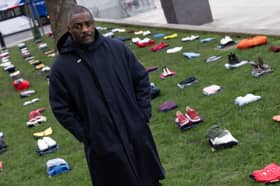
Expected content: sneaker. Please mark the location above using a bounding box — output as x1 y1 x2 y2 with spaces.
206 55 222 63
19 89 36 98
175 111 192 130
181 35 199 42
47 163 70 177
26 115 47 127
220 35 234 46
185 106 202 123
177 76 198 89
151 42 168 52
228 52 240 65
183 52 200 59
166 46 183 54
163 33 178 40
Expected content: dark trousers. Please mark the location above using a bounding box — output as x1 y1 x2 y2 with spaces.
0 32 6 49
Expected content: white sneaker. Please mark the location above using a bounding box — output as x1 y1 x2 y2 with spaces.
220 35 233 45
47 158 67 168
43 137 57 148
166 46 183 54
181 35 199 42
131 37 141 43
143 30 151 36
37 139 48 151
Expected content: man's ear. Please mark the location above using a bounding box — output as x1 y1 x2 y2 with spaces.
67 26 71 34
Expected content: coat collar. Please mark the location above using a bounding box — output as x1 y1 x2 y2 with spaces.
57 29 104 54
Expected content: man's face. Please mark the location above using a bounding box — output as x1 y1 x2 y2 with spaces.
68 12 95 44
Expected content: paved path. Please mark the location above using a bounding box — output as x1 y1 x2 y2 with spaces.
4 0 280 47
117 0 280 36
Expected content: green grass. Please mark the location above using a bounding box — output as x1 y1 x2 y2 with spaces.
1 23 280 185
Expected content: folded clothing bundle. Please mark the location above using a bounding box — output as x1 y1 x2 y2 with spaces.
206 125 238 150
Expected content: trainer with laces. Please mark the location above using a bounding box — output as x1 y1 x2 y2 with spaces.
175 111 193 130
177 76 198 89
185 106 202 124
225 52 248 69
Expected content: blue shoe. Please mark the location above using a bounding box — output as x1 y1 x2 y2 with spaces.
153 33 165 38
47 163 70 177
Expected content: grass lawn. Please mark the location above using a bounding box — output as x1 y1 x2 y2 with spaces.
1 22 280 186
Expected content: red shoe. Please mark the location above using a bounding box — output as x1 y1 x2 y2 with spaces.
135 39 155 47
175 111 192 130
151 42 168 52
185 106 202 124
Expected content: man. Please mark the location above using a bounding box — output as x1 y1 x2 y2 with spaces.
49 5 165 186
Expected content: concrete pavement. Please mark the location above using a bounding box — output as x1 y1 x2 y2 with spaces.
4 0 280 47
99 0 280 36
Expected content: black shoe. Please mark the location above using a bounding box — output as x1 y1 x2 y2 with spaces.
228 53 240 65
150 82 160 99
177 76 198 89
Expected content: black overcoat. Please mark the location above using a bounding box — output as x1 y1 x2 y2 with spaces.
49 31 165 186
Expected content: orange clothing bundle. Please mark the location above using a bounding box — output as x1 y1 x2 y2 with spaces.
237 36 267 49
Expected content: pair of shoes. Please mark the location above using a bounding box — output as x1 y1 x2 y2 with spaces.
29 107 46 120
23 98 40 106
235 93 261 107
159 66 176 79
37 136 58 155
151 42 168 52
175 107 202 130
163 33 178 39
33 127 53 138
26 115 47 127
206 55 222 63
19 89 36 97
249 57 272 77
46 158 70 177
177 76 198 89
181 35 199 42
135 38 155 47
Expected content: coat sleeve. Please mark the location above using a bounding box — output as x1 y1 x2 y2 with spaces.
126 47 152 123
48 70 85 143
